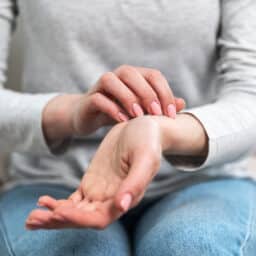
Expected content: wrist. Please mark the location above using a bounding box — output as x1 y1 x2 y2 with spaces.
42 94 82 145
151 114 208 157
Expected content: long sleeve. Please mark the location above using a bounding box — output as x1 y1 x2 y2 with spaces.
0 1 59 154
173 0 256 170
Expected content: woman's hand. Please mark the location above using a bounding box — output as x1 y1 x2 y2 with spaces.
43 65 185 145
26 116 165 230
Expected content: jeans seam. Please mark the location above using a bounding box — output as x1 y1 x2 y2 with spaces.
0 206 16 256
239 187 256 256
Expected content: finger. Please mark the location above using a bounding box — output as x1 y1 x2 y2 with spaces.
136 66 186 113
26 207 74 230
26 218 75 230
114 65 162 116
89 92 129 123
115 149 161 212
96 72 144 118
135 67 178 118
37 195 59 210
37 196 69 212
26 211 76 230
175 98 186 112
27 195 92 230
26 209 55 224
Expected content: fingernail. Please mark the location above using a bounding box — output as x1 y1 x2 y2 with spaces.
132 103 144 117
151 101 162 115
26 219 44 225
120 193 132 212
118 112 129 122
167 104 176 119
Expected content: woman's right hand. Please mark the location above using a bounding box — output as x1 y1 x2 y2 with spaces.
42 65 185 145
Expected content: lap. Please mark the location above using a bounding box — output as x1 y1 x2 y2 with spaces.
134 178 256 256
0 184 130 256
1 178 256 256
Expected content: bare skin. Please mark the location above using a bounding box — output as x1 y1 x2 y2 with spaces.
26 114 207 230
42 65 185 147
26 65 187 229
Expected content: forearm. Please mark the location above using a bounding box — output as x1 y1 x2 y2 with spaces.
42 94 82 145
0 88 59 154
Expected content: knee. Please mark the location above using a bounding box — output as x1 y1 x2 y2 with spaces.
135 210 232 256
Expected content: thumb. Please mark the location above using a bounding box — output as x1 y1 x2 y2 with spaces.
115 151 161 212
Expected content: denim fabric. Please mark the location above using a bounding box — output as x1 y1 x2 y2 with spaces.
134 179 256 256
0 179 256 255
0 185 131 256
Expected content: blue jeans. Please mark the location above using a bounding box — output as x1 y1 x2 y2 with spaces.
0 178 256 255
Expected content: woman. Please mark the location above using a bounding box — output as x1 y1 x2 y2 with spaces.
1 0 256 255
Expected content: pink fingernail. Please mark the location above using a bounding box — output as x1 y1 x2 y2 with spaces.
26 219 44 225
167 104 176 119
118 112 129 122
120 193 132 212
151 101 162 115
132 103 144 117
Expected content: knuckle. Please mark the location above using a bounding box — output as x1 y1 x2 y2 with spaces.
100 72 115 86
140 93 155 104
148 70 163 83
126 94 137 105
132 183 144 196
118 65 135 78
118 64 131 72
90 92 102 105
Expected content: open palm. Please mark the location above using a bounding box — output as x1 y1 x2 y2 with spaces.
26 116 163 230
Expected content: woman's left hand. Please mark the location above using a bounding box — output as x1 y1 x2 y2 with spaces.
26 116 165 230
